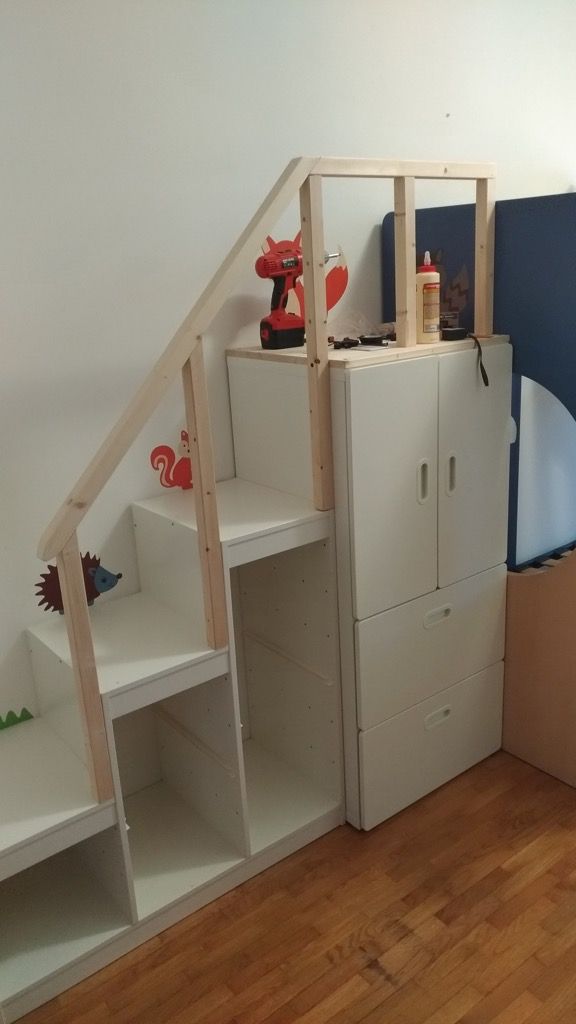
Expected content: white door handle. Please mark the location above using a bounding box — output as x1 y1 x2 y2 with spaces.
424 705 452 730
446 453 457 495
423 604 453 629
417 459 430 504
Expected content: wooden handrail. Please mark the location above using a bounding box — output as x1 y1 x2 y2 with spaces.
314 158 495 179
38 156 320 561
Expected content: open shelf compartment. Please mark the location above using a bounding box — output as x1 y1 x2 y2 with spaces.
232 540 344 854
0 826 132 1012
112 674 247 920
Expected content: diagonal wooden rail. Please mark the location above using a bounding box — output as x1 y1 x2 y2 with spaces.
37 156 496 801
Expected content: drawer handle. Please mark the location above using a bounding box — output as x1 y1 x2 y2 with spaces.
417 459 430 504
423 604 453 628
425 705 452 730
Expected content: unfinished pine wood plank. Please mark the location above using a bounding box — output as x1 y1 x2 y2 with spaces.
315 158 496 179
475 177 496 337
38 157 320 561
182 341 228 650
227 335 510 368
299 174 334 511
55 533 114 802
394 176 417 347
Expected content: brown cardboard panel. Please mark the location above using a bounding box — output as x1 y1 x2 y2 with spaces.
504 553 576 785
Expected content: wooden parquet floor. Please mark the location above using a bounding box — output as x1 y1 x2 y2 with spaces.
22 751 576 1024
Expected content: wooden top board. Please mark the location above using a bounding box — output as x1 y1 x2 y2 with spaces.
227 335 510 370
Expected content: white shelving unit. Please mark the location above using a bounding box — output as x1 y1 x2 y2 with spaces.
2 476 343 1022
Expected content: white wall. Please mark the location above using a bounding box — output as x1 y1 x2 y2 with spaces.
1 0 576 711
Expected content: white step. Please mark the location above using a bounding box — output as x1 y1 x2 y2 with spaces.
0 718 115 882
27 592 229 719
133 478 333 567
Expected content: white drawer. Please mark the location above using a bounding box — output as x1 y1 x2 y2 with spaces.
359 662 503 830
355 564 506 730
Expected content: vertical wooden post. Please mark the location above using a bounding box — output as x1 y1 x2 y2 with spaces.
56 532 114 802
300 174 335 511
474 177 495 337
394 176 417 347
182 338 228 650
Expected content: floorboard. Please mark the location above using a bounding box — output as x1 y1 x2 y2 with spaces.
20 752 576 1024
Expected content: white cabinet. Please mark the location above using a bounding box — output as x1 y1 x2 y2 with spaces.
345 344 512 619
333 340 512 829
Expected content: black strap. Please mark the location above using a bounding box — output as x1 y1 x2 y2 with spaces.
469 334 489 387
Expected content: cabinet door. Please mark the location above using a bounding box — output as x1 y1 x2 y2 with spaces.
347 359 438 620
438 344 512 587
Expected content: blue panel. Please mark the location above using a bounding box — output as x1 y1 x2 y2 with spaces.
382 193 576 566
494 194 576 415
382 193 576 414
382 204 476 331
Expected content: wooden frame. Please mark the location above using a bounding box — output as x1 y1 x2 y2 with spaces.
393 176 417 347
182 340 228 649
56 533 114 801
300 175 334 511
37 156 497 802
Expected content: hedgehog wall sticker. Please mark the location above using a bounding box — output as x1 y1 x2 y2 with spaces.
36 553 123 614
150 429 193 490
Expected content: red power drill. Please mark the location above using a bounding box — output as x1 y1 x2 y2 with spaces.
255 248 305 349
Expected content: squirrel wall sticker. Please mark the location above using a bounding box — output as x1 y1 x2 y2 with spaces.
150 429 193 490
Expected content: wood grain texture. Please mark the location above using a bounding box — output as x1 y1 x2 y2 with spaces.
393 176 417 348
55 533 114 801
315 159 495 180
299 174 334 511
182 342 228 649
20 751 576 1024
474 178 495 338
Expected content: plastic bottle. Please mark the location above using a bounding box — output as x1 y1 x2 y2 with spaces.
416 251 440 343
